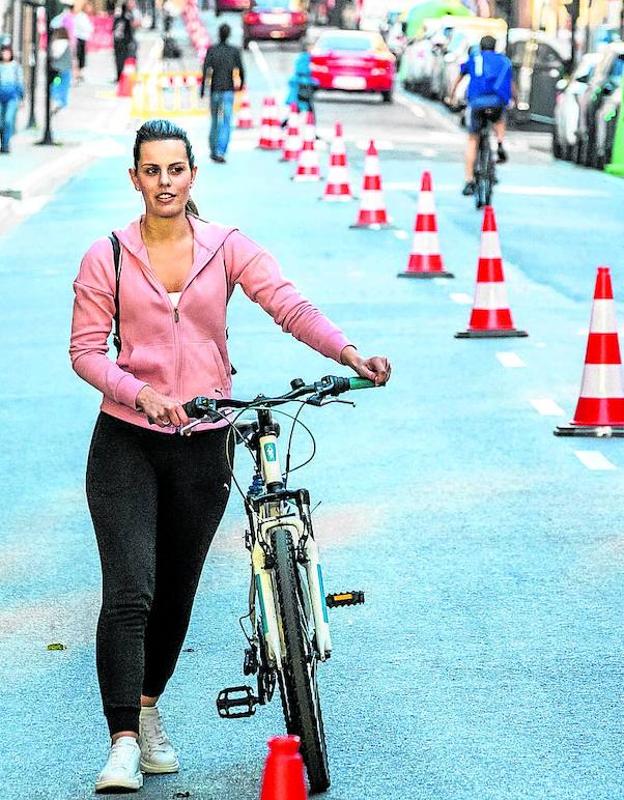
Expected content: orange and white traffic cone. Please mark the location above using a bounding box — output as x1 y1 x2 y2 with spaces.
237 91 254 129
321 122 353 201
280 103 301 162
257 97 283 150
259 736 308 800
350 140 391 229
397 171 453 278
117 57 136 98
293 111 321 181
455 205 527 338
555 266 624 437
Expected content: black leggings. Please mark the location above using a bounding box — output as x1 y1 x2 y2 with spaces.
86 413 233 736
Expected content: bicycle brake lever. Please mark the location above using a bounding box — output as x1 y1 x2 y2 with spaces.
178 416 211 436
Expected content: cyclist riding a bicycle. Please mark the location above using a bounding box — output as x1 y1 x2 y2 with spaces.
448 35 513 197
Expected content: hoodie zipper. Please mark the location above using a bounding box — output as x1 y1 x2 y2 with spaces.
171 301 182 398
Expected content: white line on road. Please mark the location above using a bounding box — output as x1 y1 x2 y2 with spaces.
394 93 426 119
433 277 449 285
496 352 526 368
529 398 565 417
393 230 409 240
420 147 437 158
574 451 617 471
450 292 473 305
248 41 276 92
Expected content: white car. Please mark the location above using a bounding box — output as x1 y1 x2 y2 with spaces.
553 52 601 160
401 27 450 95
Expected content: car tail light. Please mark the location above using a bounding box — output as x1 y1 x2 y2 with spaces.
244 11 259 23
291 10 307 24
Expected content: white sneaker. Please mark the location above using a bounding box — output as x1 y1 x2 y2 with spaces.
138 706 179 774
95 736 143 793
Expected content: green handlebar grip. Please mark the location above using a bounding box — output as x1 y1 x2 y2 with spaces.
348 377 376 391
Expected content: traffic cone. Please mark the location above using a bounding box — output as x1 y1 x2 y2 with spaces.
321 122 353 201
257 97 283 150
455 206 527 338
555 266 624 437
293 111 321 181
397 171 453 278
280 103 301 162
605 81 624 176
117 57 136 98
236 91 254 129
350 140 391 229
259 736 308 800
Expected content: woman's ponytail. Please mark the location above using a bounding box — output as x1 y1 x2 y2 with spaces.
185 197 199 216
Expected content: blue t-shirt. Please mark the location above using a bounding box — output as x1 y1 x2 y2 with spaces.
460 50 512 108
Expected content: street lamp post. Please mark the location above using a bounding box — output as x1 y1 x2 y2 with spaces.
37 0 55 145
24 0 43 130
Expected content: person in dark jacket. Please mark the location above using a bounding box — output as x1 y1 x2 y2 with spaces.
200 23 244 163
113 0 140 81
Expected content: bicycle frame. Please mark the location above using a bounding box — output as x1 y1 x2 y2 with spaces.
244 407 332 669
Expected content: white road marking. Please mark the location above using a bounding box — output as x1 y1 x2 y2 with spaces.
395 93 426 119
496 352 526 368
433 277 448 285
574 451 617 471
420 147 437 158
450 292 472 305
529 398 565 417
248 41 276 91
393 230 409 240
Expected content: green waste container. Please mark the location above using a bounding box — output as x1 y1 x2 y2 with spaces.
605 80 624 177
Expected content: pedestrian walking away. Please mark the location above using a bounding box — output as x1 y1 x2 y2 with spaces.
0 42 24 153
74 1 95 82
448 35 513 197
200 23 244 163
69 118 391 794
50 27 73 114
113 0 140 82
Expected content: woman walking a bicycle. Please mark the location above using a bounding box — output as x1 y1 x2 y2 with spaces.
448 35 513 197
69 118 391 793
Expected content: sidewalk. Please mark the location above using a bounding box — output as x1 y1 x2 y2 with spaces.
0 28 164 234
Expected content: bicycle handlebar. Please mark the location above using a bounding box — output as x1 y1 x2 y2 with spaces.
183 375 378 421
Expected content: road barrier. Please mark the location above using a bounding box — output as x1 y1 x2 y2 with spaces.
398 170 453 278
259 736 307 800
131 71 207 118
322 122 354 201
555 266 624 437
350 139 391 229
455 205 527 339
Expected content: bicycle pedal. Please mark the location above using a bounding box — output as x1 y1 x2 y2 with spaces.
325 590 365 608
216 685 258 719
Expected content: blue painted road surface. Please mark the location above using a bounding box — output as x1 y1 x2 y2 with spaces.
1 20 624 800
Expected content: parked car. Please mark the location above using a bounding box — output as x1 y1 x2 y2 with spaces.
310 30 395 102
216 0 251 15
552 52 601 160
401 23 452 96
508 28 569 126
242 0 308 48
595 75 623 169
575 42 624 166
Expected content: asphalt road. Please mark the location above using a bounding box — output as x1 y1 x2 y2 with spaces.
1 14 623 800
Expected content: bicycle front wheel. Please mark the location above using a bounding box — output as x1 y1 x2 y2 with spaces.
271 527 330 794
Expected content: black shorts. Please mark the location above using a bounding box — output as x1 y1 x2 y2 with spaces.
466 104 504 134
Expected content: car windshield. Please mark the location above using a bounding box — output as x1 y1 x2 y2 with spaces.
254 0 292 8
315 34 381 52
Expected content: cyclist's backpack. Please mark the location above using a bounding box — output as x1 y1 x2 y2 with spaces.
108 232 122 356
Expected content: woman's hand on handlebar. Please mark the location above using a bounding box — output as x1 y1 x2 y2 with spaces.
136 385 190 428
340 345 392 386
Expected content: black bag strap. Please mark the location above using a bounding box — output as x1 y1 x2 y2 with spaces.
108 233 122 356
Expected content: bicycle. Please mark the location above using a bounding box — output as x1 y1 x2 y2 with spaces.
473 107 499 210
180 374 378 793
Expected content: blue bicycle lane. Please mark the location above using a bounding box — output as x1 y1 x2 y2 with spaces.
0 120 623 800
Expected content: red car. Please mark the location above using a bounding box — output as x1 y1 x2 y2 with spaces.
216 0 251 15
242 0 308 49
310 31 395 102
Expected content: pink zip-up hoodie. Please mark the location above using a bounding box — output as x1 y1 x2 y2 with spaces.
70 216 353 433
